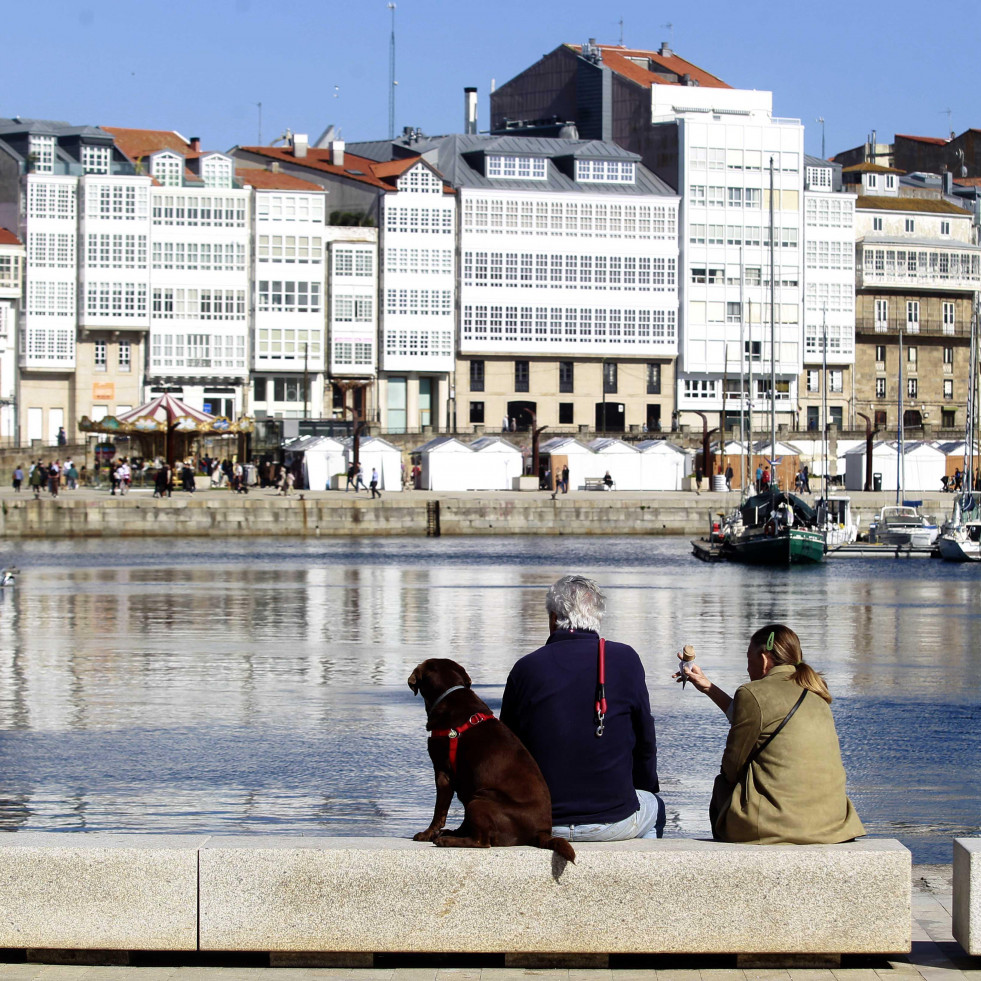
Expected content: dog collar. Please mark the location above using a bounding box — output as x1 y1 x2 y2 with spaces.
430 712 495 772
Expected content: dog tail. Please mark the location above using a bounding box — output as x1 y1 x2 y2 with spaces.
536 831 576 863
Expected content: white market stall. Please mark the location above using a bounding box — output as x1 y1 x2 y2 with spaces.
343 436 404 492
636 440 689 491
588 438 643 490
284 435 346 491
539 437 603 491
844 440 944 493
470 436 524 490
415 436 477 491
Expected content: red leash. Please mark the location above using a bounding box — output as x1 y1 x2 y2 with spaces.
595 637 607 737
430 712 494 772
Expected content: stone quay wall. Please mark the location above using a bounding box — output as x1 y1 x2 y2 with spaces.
0 489 950 540
0 493 716 539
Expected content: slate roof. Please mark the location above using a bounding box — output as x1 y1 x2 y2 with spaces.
404 133 675 197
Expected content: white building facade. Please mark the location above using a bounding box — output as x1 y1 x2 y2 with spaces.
652 86 805 431
800 157 857 431
144 147 251 418
412 134 679 434
0 230 23 441
245 176 328 420
378 160 455 432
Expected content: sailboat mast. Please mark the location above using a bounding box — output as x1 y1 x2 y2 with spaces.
967 294 979 496
769 157 777 484
897 325 904 505
740 247 746 492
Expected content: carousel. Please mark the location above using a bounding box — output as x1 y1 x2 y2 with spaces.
78 393 254 466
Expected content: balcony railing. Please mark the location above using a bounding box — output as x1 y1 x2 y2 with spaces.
856 317 971 338
857 267 979 291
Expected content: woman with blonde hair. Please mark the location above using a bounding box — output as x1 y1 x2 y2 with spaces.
678 623 864 844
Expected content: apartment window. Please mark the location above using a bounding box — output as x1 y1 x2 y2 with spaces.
875 298 889 330
469 401 485 424
29 135 55 173
118 340 131 372
806 370 820 393
943 302 955 333
905 219 915 233
726 302 741 323
907 346 917 365
253 378 267 402
906 377 917 399
873 217 883 232
514 360 529 393
876 377 886 398
81 144 111 174
944 379 954 400
559 361 574 394
94 340 107 371
469 360 485 392
943 409 956 427
944 346 954 365
745 188 761 208
558 402 574 424
867 174 878 189
885 175 896 190
727 187 742 208
647 363 661 395
828 369 843 393
906 301 919 330
603 362 617 394
941 221 951 236
744 340 762 361
876 344 887 362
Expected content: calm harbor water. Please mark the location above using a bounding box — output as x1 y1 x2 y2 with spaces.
0 536 976 863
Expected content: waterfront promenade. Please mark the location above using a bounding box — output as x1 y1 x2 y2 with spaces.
0 867 972 980
0 483 953 539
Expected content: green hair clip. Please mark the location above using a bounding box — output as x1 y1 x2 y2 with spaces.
765 631 775 652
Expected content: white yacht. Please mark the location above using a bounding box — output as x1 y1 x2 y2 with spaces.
868 505 939 548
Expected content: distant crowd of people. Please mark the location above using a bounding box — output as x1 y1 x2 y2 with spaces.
15 459 82 498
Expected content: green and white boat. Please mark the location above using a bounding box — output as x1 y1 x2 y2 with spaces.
718 491 827 566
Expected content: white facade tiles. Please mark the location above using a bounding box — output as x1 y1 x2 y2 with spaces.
380 163 455 373
252 187 328 418
458 187 679 357
328 227 379 378
665 86 805 420
21 175 78 369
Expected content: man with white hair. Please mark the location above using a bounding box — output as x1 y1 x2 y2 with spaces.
500 575 663 841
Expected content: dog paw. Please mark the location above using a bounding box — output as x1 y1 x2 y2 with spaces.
413 830 440 842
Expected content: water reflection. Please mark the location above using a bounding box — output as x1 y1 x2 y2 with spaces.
0 537 977 860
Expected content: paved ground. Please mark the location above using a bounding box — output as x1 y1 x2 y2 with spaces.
0 867 974 981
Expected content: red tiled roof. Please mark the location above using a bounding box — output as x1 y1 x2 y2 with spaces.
568 43 730 90
954 176 981 186
103 127 191 161
235 168 325 192
0 227 22 246
235 145 403 189
842 161 904 174
896 133 949 146
856 195 970 215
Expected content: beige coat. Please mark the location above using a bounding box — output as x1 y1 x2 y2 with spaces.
715 663 865 844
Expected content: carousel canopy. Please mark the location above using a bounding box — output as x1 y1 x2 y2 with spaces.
79 393 254 435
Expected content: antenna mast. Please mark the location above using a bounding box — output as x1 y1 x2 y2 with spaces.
388 3 397 140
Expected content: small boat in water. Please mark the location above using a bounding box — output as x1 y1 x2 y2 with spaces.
816 495 859 549
937 492 981 562
701 491 826 565
868 504 939 548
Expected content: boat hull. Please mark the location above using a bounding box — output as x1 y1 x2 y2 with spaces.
937 535 981 562
722 528 826 566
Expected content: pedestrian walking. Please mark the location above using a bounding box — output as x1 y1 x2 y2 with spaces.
48 460 61 498
370 467 381 499
354 463 367 492
12 465 23 492
29 462 45 499
724 463 733 492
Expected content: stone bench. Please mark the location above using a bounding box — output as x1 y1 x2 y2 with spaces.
954 838 980 955
0 835 911 966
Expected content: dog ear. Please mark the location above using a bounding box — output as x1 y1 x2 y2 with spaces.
407 666 420 695
460 666 472 688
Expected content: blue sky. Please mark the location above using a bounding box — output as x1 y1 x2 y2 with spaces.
5 1 977 162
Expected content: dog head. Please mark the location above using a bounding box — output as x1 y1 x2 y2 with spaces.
407 658 472 709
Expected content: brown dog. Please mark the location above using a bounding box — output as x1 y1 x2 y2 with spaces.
408 657 575 861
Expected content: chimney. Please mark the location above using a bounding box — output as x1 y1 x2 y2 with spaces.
190 136 201 152
293 133 309 158
660 41 673 57
332 139 345 167
464 87 478 135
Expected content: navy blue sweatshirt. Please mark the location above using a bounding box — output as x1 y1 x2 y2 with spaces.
500 629 659 825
